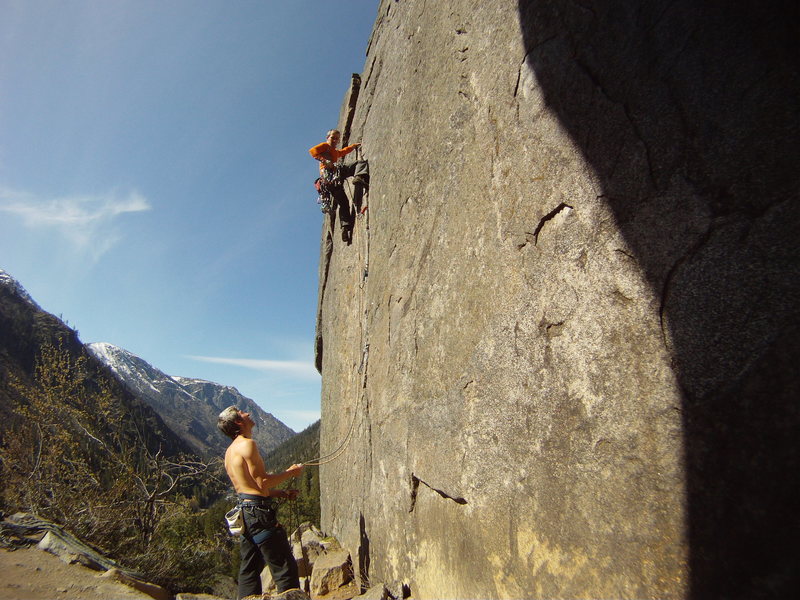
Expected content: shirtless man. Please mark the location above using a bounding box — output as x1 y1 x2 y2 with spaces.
218 406 304 598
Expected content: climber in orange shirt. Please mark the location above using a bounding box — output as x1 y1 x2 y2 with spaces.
310 129 369 244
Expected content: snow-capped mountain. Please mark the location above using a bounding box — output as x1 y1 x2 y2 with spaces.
88 342 295 459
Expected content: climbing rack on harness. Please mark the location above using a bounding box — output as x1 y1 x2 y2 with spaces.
314 181 332 213
314 164 344 214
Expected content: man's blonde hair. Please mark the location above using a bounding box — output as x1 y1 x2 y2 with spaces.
217 405 241 440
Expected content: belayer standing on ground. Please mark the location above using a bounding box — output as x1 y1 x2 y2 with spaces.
310 128 369 243
218 406 304 599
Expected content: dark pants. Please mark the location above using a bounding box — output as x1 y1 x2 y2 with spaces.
237 494 299 598
341 160 369 214
327 160 369 243
330 184 353 234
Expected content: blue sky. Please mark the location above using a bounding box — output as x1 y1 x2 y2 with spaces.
0 0 379 432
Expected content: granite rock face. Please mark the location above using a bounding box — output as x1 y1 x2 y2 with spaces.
316 1 799 598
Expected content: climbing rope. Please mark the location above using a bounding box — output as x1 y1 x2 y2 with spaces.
304 157 371 468
274 477 301 534
289 489 299 532
359 185 370 290
302 390 360 466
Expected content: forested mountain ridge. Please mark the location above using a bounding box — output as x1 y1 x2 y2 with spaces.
0 270 191 459
264 420 321 529
264 419 320 471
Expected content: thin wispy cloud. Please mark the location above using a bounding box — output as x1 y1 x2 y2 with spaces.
187 355 320 380
0 187 151 259
278 409 321 426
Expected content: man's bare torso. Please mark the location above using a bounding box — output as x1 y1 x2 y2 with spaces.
224 436 264 496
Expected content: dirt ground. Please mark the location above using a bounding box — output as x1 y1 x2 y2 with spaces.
0 546 155 600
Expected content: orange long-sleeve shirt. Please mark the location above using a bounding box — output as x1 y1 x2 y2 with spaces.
309 142 359 177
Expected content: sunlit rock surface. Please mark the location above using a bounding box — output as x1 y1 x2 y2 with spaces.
315 1 799 598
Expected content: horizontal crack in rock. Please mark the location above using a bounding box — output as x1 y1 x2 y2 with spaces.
409 474 467 512
533 202 574 245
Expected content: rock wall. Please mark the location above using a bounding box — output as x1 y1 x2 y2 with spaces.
315 1 799 598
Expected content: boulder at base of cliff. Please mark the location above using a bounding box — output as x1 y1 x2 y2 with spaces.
291 522 329 578
310 548 357 599
100 568 171 600
352 584 389 600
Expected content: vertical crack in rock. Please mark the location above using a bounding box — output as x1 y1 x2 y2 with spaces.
387 295 393 346
413 307 419 358
364 390 373 481
360 57 383 130
533 202 574 245
409 474 468 513
315 233 334 374
513 56 525 98
515 34 558 99
341 74 362 147
359 342 370 389
364 4 389 58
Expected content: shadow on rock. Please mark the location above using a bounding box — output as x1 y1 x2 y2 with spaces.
518 1 799 596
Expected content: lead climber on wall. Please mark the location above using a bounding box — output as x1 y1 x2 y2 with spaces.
310 128 369 244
